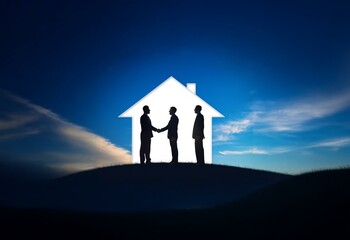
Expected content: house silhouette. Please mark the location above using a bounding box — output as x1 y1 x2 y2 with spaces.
119 76 224 164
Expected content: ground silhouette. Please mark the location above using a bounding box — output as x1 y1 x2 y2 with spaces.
0 167 349 239
1 163 289 212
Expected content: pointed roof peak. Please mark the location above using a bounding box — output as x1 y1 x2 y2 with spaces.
119 76 224 118
163 76 179 83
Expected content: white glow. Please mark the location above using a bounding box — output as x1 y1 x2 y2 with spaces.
119 76 224 164
186 83 196 94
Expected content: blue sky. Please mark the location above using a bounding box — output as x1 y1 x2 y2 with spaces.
1 0 350 177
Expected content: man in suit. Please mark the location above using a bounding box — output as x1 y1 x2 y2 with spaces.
159 106 179 163
192 105 205 164
140 105 158 164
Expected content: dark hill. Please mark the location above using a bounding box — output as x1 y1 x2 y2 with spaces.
1 163 290 212
0 168 349 240
204 168 350 238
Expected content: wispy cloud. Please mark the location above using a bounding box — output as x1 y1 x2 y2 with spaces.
219 147 292 155
214 119 251 142
219 148 268 155
311 137 350 148
2 89 69 124
219 137 350 156
214 91 350 142
216 119 251 134
249 92 350 132
0 89 131 176
0 113 39 130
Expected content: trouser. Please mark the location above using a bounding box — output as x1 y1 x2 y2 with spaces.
195 138 204 164
169 138 178 163
140 138 151 164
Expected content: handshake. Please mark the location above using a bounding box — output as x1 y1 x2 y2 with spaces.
156 128 164 133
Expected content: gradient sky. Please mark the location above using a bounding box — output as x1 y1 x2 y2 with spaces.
1 0 350 177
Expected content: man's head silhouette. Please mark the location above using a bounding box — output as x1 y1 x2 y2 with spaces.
169 106 177 115
194 105 202 114
143 105 150 114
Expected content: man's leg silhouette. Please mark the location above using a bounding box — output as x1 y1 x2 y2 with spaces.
170 138 178 163
195 138 204 164
145 138 151 163
140 138 151 164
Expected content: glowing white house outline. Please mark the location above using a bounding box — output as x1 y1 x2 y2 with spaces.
119 76 224 164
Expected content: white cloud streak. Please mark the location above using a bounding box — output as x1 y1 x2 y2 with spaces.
2 89 68 124
219 147 292 155
216 119 251 134
219 137 350 156
0 89 131 174
311 137 350 148
219 148 268 155
249 92 350 132
214 91 350 142
214 119 251 142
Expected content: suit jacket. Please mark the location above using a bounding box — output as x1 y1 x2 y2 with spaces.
140 114 157 139
160 114 179 139
192 113 204 139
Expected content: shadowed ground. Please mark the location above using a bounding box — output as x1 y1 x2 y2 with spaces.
1 165 349 239
1 163 290 212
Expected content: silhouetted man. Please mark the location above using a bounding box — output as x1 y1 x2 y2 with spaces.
159 106 179 163
192 105 205 164
140 105 158 164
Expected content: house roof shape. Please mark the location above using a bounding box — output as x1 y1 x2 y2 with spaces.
119 76 224 118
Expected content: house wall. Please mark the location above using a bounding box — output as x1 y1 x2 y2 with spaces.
122 77 222 164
